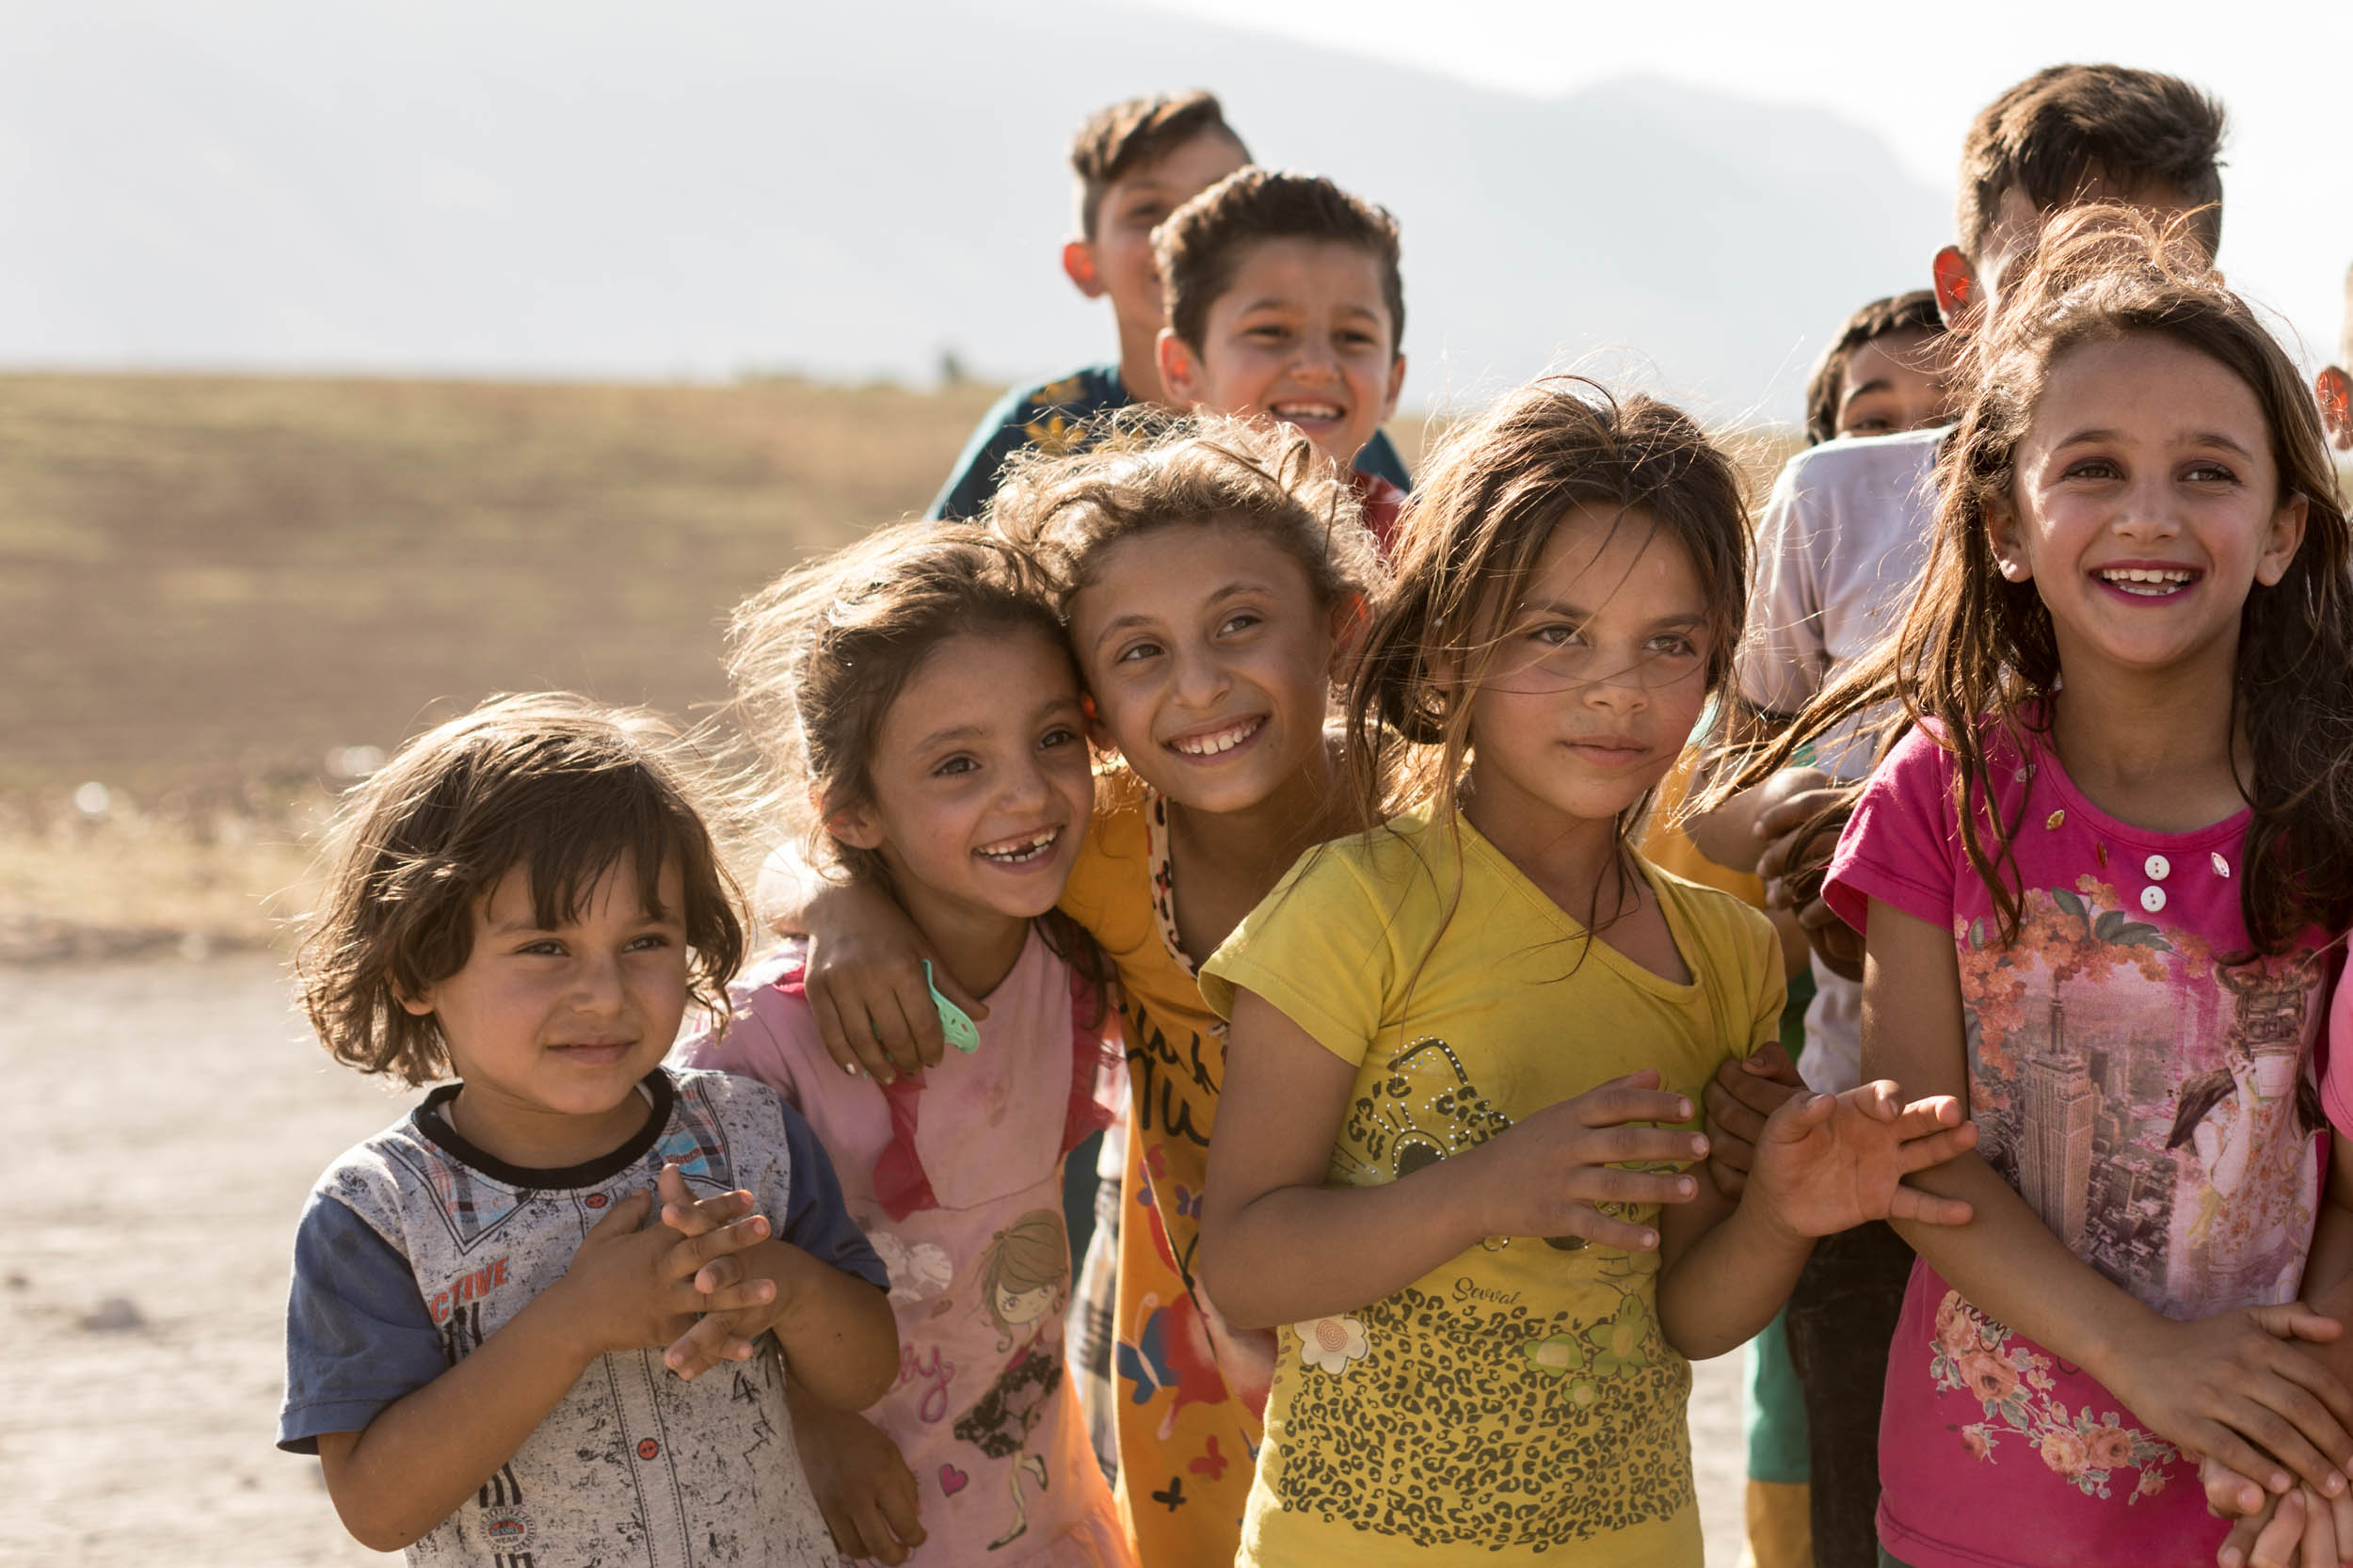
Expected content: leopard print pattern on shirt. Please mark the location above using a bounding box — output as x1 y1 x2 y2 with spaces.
1267 1285 1694 1548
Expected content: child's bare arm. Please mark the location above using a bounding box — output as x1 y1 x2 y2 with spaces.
1865 900 2353 1504
1658 1080 1977 1360
771 854 986 1082
313 1192 775 1552
1199 988 1705 1331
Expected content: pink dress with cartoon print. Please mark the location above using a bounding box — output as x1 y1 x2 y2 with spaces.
679 930 1132 1568
1825 721 2331 1568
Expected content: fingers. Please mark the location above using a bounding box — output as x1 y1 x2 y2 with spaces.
848 1494 916 1566
872 1464 927 1559
664 1211 773 1282
2245 1489 2303 1568
1738 1039 1804 1087
1543 1205 1666 1253
1571 1080 1689 1129
808 983 891 1081
2209 1452 2275 1520
2225 1394 2349 1501
1753 785 1847 848
2250 1303 2348 1349
2301 1483 2340 1568
663 1311 760 1381
1891 1121 1981 1175
590 1188 655 1235
1701 1078 1770 1152
816 1496 872 1564
1883 1184 1974 1227
660 1176 754 1240
920 959 990 1025
2195 1419 2297 1501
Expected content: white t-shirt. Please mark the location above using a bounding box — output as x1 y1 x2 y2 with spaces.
1737 424 1945 1092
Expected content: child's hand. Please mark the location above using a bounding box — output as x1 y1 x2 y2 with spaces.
1756 777 1865 982
1470 1070 1709 1251
804 878 988 1083
2216 1480 2349 1568
1701 1041 1805 1199
790 1389 926 1565
653 1163 793 1380
549 1187 778 1363
2107 1305 2353 1513
1747 1080 1978 1239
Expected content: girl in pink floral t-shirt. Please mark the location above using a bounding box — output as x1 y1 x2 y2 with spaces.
1740 211 2353 1567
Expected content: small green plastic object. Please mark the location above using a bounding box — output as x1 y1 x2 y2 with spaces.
923 960 982 1053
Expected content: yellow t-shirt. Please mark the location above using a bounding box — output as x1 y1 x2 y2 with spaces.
1060 767 1272 1568
1197 810 1785 1568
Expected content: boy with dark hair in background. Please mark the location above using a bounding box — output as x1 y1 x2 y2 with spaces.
930 92 1411 521
1153 166 1410 547
1801 290 1953 446
1689 62 2229 1568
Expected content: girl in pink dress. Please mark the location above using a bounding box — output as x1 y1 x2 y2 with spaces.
680 521 1131 1568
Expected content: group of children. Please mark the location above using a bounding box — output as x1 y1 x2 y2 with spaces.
276 61 2353 1568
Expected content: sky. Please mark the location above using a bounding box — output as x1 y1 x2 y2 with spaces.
1143 0 2353 369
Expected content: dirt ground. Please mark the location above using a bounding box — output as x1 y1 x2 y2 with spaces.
0 952 1752 1567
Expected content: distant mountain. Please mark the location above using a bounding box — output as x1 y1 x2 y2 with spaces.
0 0 1951 422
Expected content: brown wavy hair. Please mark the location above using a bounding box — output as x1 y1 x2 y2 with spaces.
1726 207 2353 952
297 693 747 1086
1347 377 1750 936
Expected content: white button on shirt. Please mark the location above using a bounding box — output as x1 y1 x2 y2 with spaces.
2141 885 2168 914
2144 855 2170 881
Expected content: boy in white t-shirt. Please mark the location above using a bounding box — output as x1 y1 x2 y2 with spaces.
1689 62 2229 1568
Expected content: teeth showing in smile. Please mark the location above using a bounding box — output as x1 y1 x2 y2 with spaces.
1170 717 1263 757
2099 567 2193 596
975 828 1060 865
1272 401 1342 423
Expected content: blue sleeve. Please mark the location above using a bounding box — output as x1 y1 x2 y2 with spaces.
1354 426 1412 492
776 1100 889 1292
930 385 1036 520
279 1191 447 1453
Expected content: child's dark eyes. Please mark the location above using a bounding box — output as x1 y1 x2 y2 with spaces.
2060 456 2122 482
933 754 979 777
1039 725 1080 750
2183 460 2239 485
1113 639 1162 664
1218 611 1262 636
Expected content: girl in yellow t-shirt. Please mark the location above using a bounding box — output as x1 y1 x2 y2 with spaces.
1194 378 1982 1568
783 414 1392 1568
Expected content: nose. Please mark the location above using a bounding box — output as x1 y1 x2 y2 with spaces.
2113 472 2184 544
1289 334 1338 384
1170 643 1232 709
1580 652 1649 714
995 751 1056 815
570 948 627 1016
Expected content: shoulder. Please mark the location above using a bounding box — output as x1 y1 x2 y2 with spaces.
1766 424 1946 520
1061 766 1153 920
1648 861 1779 966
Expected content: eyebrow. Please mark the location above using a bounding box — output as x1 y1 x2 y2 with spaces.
1519 597 1705 631
1090 581 1276 648
1839 378 1894 408
2053 426 2258 460
1236 296 1383 322
911 695 1080 753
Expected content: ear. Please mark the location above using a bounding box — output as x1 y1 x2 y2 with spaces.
1062 239 1105 301
2318 366 2352 453
395 979 436 1017
822 798 887 853
2254 491 2310 588
1983 491 2032 584
1931 247 1977 331
1326 591 1372 684
1158 328 1204 407
1378 351 1407 425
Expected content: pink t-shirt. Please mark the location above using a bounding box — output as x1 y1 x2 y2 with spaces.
1825 721 2333 1568
679 931 1131 1568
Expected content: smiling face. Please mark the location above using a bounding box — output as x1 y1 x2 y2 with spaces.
1990 332 2307 684
406 850 690 1160
1067 130 1250 336
830 627 1096 928
1158 236 1405 467
1833 328 1957 439
1462 505 1714 841
1066 520 1343 814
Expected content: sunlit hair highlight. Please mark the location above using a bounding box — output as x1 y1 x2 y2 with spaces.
297 693 746 1087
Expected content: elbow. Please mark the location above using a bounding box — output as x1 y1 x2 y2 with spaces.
329 1496 430 1556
